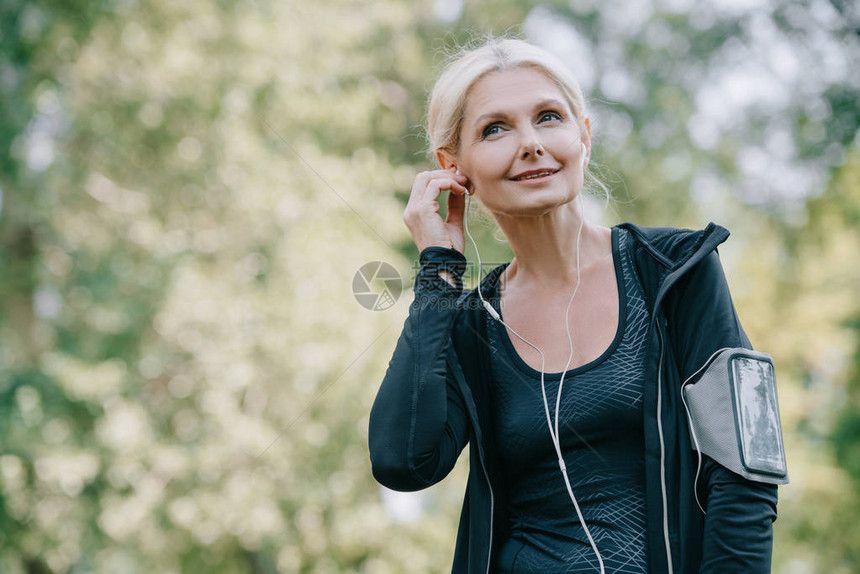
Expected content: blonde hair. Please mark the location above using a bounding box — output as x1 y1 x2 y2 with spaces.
427 37 588 157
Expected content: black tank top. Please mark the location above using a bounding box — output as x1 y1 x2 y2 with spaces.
487 227 650 573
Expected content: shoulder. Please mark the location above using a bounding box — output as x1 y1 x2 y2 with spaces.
614 222 732 308
616 221 730 271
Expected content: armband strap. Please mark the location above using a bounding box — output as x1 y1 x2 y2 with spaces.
682 348 789 485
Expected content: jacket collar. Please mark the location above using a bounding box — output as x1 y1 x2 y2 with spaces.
458 222 730 311
616 222 730 317
617 221 729 270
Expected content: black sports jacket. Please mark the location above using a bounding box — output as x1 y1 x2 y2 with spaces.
369 222 783 573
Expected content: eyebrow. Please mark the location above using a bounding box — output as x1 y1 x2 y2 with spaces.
471 98 569 128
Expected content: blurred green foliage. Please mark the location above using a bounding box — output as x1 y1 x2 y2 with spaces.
0 0 858 572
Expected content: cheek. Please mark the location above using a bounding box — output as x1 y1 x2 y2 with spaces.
544 131 581 155
469 142 516 179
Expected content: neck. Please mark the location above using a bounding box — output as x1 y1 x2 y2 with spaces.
494 198 610 291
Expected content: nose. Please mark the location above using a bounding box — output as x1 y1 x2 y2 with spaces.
519 126 544 159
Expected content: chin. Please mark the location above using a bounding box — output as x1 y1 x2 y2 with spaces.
493 192 579 218
522 186 582 212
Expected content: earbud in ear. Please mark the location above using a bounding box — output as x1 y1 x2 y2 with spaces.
580 143 588 169
454 167 472 195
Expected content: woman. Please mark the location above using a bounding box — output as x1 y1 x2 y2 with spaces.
368 38 787 573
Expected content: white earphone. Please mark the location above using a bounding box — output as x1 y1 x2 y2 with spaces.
461 141 605 573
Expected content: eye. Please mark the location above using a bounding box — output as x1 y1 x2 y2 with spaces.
481 122 503 139
538 110 563 123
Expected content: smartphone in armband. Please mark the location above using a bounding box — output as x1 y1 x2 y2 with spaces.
683 348 789 485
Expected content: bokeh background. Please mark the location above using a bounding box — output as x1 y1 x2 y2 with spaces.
1 0 859 572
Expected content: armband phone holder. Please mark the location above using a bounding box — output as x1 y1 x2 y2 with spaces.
683 348 789 485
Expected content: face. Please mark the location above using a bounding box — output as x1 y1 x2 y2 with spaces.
441 66 590 218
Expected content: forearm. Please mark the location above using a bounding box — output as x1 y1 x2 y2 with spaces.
699 459 778 573
368 247 469 491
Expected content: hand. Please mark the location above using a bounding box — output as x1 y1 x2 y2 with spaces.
403 167 469 254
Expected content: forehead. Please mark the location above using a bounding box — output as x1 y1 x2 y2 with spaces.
464 67 568 122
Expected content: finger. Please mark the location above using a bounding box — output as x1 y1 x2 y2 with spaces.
417 169 462 185
406 171 432 205
448 169 469 190
426 168 468 189
411 169 466 194
423 178 468 202
445 189 465 227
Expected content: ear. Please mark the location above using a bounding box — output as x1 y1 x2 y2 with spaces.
435 149 457 171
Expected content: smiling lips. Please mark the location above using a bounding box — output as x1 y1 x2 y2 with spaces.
510 168 560 181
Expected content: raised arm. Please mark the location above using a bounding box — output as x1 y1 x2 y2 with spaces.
368 246 472 492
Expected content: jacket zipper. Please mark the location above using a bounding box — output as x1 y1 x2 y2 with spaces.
656 322 674 574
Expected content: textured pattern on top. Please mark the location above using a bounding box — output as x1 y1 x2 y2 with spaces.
487 228 651 573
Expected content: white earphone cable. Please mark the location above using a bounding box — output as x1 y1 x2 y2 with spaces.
463 161 605 573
